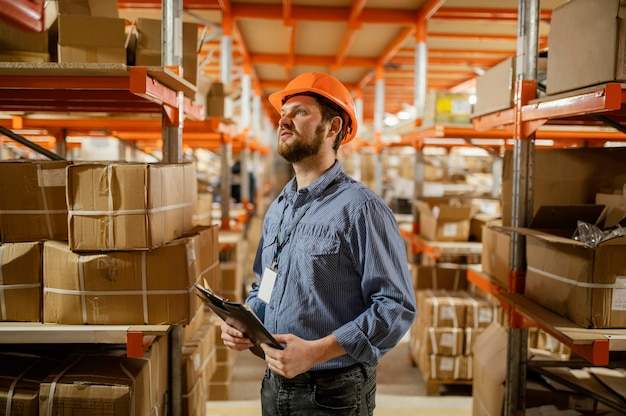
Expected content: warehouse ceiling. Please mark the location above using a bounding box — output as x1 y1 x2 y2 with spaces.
116 0 564 139
0 0 567 152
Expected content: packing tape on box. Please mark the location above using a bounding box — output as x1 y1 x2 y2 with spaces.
5 354 41 415
527 266 626 289
430 292 460 327
46 353 85 416
68 204 192 248
47 353 138 416
37 163 56 239
44 251 191 324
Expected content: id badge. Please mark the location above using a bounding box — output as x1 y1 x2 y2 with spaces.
258 267 277 303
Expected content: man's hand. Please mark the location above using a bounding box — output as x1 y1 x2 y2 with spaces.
261 333 346 379
220 322 254 351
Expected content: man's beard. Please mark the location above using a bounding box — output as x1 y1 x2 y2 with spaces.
277 123 326 163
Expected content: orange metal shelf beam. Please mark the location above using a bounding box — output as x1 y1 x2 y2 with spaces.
467 270 613 366
472 83 626 135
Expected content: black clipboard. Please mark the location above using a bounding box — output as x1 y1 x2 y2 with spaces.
194 283 283 359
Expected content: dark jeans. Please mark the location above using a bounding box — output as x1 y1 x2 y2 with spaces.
261 364 376 415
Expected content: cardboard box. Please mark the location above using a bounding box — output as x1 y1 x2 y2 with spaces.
39 352 158 416
52 14 126 63
473 56 516 117
423 92 472 126
42 228 217 324
416 318 464 356
460 291 497 329
546 0 626 95
0 160 70 243
473 56 547 117
55 0 120 17
0 241 42 322
418 353 472 381
67 162 195 251
412 264 468 291
415 198 474 241
502 148 626 226
0 353 63 416
481 223 511 289
416 289 466 328
182 314 217 416
518 205 626 328
193 191 214 226
472 322 507 416
133 18 199 86
0 20 50 61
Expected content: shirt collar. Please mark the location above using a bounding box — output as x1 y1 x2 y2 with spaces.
280 160 342 203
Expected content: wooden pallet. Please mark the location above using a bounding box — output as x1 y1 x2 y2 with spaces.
424 378 473 396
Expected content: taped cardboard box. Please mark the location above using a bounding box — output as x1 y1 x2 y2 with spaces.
415 317 464 356
418 353 472 381
42 228 216 325
412 264 468 291
0 241 42 322
415 198 475 241
0 160 70 243
416 289 467 328
67 162 195 251
0 352 63 416
39 350 160 416
546 0 626 95
519 205 626 328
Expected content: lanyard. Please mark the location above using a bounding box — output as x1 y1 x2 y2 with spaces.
271 171 342 269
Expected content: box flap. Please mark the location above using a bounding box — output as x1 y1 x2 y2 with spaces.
415 198 475 220
527 204 607 237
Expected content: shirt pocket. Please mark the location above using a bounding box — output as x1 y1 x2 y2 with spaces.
293 236 341 287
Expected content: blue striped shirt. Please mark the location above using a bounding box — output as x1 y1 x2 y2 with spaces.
247 160 416 370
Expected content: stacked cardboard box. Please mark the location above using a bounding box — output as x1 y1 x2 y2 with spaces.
0 352 64 415
410 289 497 386
66 162 195 251
39 336 169 416
182 306 218 415
0 160 71 323
42 225 218 325
207 314 238 400
415 198 476 242
218 230 247 303
47 0 127 64
131 17 199 86
0 159 217 326
0 160 71 243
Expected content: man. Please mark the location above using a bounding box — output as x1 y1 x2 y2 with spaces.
221 72 416 415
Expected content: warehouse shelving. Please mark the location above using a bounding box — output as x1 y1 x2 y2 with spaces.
0 61 209 416
466 267 626 367
0 323 170 358
0 62 204 122
469 80 626 414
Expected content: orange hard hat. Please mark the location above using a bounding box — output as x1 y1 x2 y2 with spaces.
268 72 358 144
